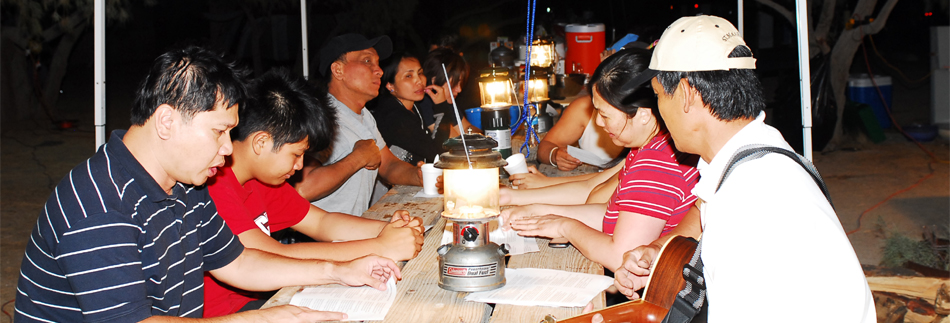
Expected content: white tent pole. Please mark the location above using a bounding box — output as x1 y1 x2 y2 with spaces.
300 0 309 80
738 0 744 36
94 0 106 149
795 0 813 160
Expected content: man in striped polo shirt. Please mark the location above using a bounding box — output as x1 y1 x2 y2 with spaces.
15 46 400 323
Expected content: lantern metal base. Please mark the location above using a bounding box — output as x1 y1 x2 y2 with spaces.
436 243 507 292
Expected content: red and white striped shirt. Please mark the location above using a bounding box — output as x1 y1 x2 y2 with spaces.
603 132 699 236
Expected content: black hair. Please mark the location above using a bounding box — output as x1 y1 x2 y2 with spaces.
587 47 658 118
655 45 765 121
231 68 337 153
423 48 469 88
131 46 248 125
379 53 421 96
431 34 460 52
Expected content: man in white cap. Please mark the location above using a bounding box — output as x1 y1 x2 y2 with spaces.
607 16 875 322
295 33 422 216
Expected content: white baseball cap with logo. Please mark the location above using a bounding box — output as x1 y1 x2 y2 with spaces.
623 15 757 92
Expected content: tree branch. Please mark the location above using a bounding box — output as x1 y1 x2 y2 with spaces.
41 12 88 43
1 27 28 50
814 0 836 54
754 0 796 27
863 0 900 35
823 0 902 151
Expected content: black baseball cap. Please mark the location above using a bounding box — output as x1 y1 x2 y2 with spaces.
318 33 392 76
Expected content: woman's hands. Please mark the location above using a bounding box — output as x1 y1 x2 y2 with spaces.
425 82 454 105
498 204 542 230
508 214 575 240
508 166 552 189
553 148 583 171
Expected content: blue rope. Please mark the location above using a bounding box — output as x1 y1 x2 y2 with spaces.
512 0 539 157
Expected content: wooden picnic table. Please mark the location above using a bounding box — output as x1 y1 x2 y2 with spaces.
261 184 605 323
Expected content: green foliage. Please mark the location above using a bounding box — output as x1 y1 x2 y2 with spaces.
881 232 948 271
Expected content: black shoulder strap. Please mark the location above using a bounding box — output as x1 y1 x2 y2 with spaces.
662 145 832 323
715 144 834 209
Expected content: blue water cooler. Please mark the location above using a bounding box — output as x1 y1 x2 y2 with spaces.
847 74 893 129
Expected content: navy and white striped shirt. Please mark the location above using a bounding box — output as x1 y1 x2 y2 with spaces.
15 130 245 322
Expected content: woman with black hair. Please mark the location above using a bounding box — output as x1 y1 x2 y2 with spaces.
500 48 700 272
370 53 445 164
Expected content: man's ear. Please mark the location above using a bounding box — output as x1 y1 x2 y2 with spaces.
154 104 176 140
330 61 345 79
678 79 695 114
251 131 270 156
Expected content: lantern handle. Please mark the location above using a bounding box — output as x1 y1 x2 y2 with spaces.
441 63 472 169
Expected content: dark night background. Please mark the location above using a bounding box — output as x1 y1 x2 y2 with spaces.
4 0 947 149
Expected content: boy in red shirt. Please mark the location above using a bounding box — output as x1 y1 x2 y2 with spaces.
203 68 424 317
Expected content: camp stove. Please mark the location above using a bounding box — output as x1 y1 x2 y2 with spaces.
434 134 509 292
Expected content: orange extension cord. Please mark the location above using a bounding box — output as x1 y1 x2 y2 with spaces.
844 35 947 236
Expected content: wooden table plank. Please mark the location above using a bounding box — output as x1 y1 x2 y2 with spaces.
263 183 604 323
262 186 492 323
488 239 605 323
262 217 492 323
362 185 444 227
375 216 492 323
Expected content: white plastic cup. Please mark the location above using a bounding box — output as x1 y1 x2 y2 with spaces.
421 164 443 195
503 153 528 175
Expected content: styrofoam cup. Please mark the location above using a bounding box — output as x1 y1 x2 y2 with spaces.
421 163 443 195
503 153 528 175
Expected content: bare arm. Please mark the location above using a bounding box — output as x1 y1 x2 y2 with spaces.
294 139 381 201
508 166 601 189
500 203 607 230
378 147 423 186
586 169 620 204
566 211 666 271
508 208 666 271
502 163 622 205
237 208 423 262
209 249 398 293
537 95 592 170
614 205 702 300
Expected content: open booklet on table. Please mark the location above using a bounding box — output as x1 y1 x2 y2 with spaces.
464 268 614 307
289 277 397 321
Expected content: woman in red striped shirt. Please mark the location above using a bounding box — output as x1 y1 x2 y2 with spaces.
501 47 699 272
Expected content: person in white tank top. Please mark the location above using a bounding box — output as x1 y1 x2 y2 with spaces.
538 95 625 171
579 108 626 160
